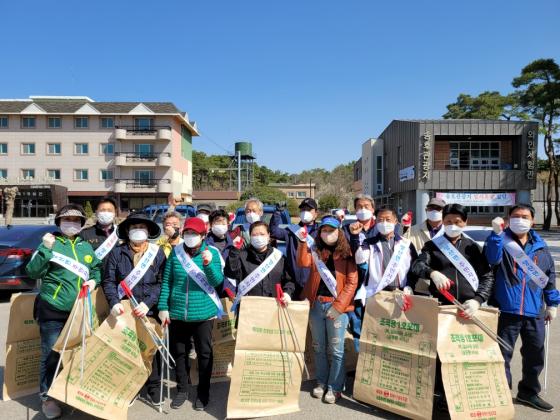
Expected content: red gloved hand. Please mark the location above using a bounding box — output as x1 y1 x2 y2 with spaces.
233 236 244 249
201 248 212 266
401 211 413 227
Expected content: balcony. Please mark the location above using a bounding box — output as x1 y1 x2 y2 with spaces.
114 152 171 167
114 126 172 141
114 178 172 194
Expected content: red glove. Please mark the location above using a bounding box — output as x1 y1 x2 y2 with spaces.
201 248 212 266
233 236 244 249
228 212 235 223
401 211 413 227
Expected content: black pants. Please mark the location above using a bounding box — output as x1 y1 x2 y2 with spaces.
170 319 214 402
498 312 545 396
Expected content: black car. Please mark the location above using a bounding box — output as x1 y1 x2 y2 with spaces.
0 224 58 290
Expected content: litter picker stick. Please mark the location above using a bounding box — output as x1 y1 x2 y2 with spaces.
544 321 550 393
158 326 172 413
275 285 291 392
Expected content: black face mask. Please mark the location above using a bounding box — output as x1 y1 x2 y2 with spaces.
170 227 180 239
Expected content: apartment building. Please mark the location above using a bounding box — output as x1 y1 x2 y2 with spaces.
0 96 199 214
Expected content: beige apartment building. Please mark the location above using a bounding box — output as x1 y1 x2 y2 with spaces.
0 96 199 214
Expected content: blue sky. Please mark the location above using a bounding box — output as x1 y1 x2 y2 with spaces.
1 0 558 172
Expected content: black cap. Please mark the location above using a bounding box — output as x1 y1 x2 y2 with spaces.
117 213 161 240
196 203 214 214
298 198 318 210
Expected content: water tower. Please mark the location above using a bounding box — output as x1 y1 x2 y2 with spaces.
232 141 256 192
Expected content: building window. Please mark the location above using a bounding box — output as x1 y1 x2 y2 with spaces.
465 206 505 215
100 169 113 180
296 191 306 198
100 143 114 155
0 143 7 154
21 169 35 180
48 116 61 128
47 143 61 155
74 143 89 155
47 169 61 181
21 116 36 128
74 169 88 181
100 117 114 129
449 141 500 170
74 116 89 129
0 116 8 128
134 118 154 130
376 155 383 184
287 192 295 198
134 170 154 184
0 169 7 179
21 143 36 155
134 143 153 157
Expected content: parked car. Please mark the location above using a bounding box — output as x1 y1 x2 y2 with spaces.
0 225 58 290
463 226 493 249
141 204 196 220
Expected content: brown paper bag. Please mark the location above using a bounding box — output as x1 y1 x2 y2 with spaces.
48 301 159 420
2 292 41 400
226 296 309 419
438 306 514 420
353 291 439 420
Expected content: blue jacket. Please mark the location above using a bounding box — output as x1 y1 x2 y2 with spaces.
205 231 235 262
485 229 560 317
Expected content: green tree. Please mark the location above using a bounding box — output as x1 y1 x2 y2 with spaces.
443 91 528 120
318 194 340 212
240 186 287 205
84 201 94 219
287 198 300 217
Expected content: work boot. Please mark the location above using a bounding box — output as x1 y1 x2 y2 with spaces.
147 389 163 408
323 389 341 404
171 391 188 409
42 399 62 419
311 383 325 398
516 394 554 412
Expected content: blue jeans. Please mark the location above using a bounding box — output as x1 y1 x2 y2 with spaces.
309 301 349 392
39 320 65 401
347 304 363 353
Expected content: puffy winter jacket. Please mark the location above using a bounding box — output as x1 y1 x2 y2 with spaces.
485 229 559 317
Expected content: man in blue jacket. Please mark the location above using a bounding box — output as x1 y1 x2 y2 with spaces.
485 204 559 412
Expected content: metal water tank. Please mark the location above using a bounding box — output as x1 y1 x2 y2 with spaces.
234 142 254 158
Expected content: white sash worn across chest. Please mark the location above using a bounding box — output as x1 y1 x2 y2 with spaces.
175 245 224 317
118 243 160 298
432 235 479 291
365 238 411 299
503 234 548 289
94 228 119 260
50 251 90 281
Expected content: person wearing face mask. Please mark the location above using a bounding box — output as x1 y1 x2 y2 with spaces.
195 203 214 234
79 197 120 260
158 217 224 411
102 213 166 407
297 216 357 404
156 211 184 257
485 204 559 412
25 204 102 420
206 209 234 258
269 198 320 297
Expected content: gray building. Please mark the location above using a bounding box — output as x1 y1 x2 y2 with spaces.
362 119 538 224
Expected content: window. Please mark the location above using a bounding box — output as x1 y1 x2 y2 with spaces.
22 143 36 154
21 116 36 128
0 169 7 179
376 155 383 184
134 170 154 184
465 206 505 215
287 192 295 198
47 169 61 181
100 117 114 128
100 169 113 180
47 143 61 155
74 143 89 154
74 169 88 181
0 116 8 128
296 191 306 198
74 117 89 129
48 116 61 128
449 142 500 170
100 143 114 155
21 169 35 180
134 143 153 157
134 118 153 130
0 143 7 154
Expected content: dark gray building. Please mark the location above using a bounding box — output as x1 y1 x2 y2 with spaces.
362 119 538 224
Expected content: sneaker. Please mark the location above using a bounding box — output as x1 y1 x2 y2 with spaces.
311 384 325 399
194 396 208 411
171 391 188 409
516 394 554 412
42 400 62 419
323 389 341 404
147 390 163 407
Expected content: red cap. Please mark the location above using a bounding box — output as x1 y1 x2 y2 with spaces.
182 217 207 235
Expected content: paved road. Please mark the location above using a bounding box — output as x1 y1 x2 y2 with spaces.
1 231 559 419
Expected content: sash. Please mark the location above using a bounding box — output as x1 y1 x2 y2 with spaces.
503 234 549 289
365 238 411 299
50 252 90 281
209 245 237 291
118 243 160 298
432 235 479 291
231 248 283 312
94 228 119 260
175 245 224 317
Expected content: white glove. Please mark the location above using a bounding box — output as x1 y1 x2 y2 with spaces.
84 280 96 291
461 299 480 319
201 249 212 266
430 271 451 291
326 305 342 320
111 303 124 317
403 286 413 295
133 301 149 318
42 233 56 249
545 306 557 322
355 247 370 265
159 310 170 327
396 286 414 312
281 292 291 305
492 217 505 235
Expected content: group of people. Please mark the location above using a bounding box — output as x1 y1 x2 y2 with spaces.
26 194 559 419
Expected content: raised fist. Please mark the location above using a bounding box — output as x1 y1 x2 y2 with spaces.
492 217 505 235
349 222 363 235
42 233 56 249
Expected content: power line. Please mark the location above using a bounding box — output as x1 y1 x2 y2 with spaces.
196 129 234 155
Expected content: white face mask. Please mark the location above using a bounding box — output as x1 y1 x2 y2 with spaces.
509 217 532 235
96 211 115 225
60 221 82 237
321 231 339 245
211 224 228 237
246 212 260 224
129 228 148 243
183 233 202 248
427 210 442 222
444 224 463 238
197 213 209 223
356 208 373 222
377 222 395 235
300 211 314 224
250 235 269 250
